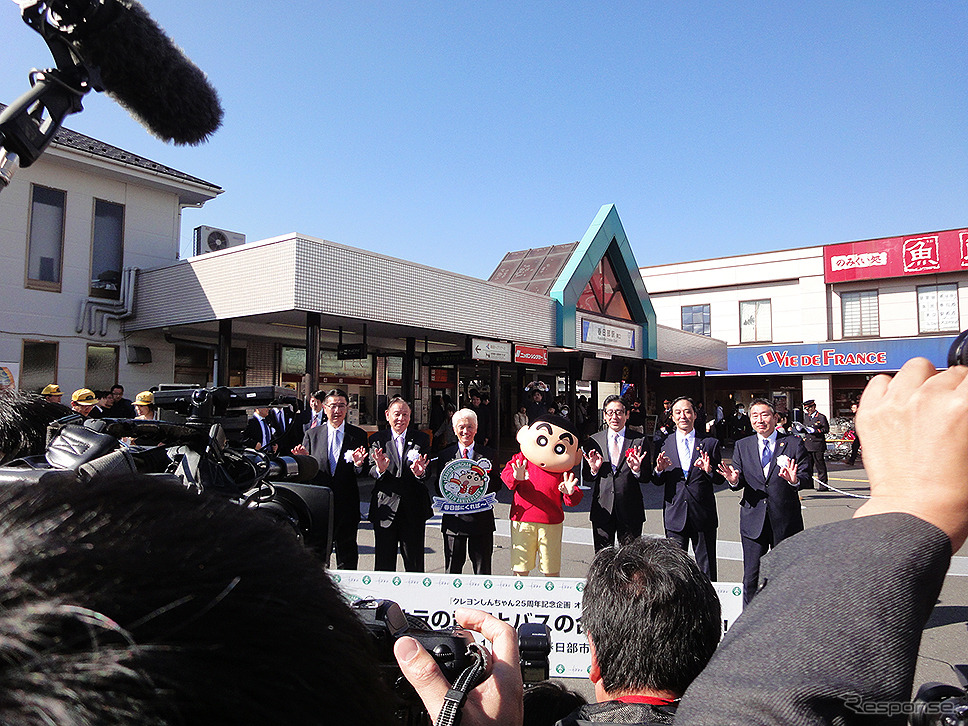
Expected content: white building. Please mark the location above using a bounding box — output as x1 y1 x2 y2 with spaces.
0 117 222 395
640 230 967 420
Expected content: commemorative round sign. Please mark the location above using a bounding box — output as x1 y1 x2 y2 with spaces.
433 457 497 514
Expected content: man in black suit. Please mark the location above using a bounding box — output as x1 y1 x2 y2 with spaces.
718 398 811 605
652 396 722 580
801 399 831 491
581 395 649 552
368 397 432 572
431 408 499 574
243 406 277 452
292 388 368 569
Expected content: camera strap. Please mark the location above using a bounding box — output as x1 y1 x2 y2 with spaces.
436 644 490 726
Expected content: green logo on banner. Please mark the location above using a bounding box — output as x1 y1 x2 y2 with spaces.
514 580 524 590
576 582 584 592
483 580 493 589
454 579 462 588
423 577 432 587
556 664 565 674
392 576 401 586
545 581 554 591
333 574 341 583
732 587 742 596
362 575 371 585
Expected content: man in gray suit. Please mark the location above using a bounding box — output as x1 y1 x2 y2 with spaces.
582 395 649 552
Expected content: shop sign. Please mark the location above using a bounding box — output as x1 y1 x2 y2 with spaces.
824 228 968 283
581 319 635 350
708 336 957 376
471 338 512 362
514 344 548 366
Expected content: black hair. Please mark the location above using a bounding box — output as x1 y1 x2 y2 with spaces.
601 395 626 412
530 413 579 438
670 396 695 411
0 388 71 463
750 398 776 414
522 680 587 726
324 388 349 402
0 475 395 726
582 537 721 697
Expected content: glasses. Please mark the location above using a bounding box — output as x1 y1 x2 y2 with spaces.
603 409 626 417
324 403 347 410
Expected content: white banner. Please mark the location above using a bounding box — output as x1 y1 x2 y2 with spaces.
333 570 743 678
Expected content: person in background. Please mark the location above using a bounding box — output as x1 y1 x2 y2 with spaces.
41 384 62 404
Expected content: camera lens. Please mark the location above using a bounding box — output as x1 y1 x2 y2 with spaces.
947 330 968 368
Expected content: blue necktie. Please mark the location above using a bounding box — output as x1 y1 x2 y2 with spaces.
329 429 341 475
761 439 772 469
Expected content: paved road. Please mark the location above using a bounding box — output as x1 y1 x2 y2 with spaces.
350 457 968 699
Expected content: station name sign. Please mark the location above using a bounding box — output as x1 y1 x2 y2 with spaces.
581 319 636 351
708 336 956 376
824 228 968 283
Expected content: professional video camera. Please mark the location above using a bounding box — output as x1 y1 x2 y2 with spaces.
0 386 333 555
911 665 968 725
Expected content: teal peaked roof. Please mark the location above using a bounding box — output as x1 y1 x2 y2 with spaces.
488 204 657 359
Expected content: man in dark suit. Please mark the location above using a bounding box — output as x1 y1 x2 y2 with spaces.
368 397 432 572
431 408 499 574
292 388 368 569
801 399 830 491
652 396 722 580
718 398 811 605
581 395 649 552
243 406 277 452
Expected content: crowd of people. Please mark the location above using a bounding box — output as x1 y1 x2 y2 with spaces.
0 356 960 725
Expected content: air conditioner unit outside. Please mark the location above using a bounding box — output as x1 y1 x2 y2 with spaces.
193 226 246 255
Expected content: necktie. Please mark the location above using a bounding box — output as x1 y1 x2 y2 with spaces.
311 412 320 428
761 439 772 469
396 435 405 461
609 433 621 465
462 447 470 459
260 419 270 447
680 437 692 468
329 429 341 475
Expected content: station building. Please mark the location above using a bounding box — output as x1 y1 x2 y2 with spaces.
1 115 725 453
640 230 967 422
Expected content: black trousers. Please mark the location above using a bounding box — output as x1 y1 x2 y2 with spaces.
667 524 718 581
592 514 643 553
443 531 493 574
808 449 828 487
373 520 425 572
331 513 359 570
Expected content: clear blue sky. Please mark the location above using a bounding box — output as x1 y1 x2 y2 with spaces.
3 1 967 275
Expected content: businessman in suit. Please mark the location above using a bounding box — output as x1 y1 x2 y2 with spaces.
718 398 811 605
368 397 432 572
292 389 368 569
581 395 649 552
243 407 277 452
431 408 499 574
652 396 722 581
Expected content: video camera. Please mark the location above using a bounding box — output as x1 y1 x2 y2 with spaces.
0 385 334 556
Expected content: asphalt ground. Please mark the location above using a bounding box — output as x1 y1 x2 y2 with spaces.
350 452 968 702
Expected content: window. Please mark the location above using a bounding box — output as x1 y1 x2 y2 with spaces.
91 199 124 298
681 304 711 336
21 340 58 392
86 345 118 392
26 185 66 291
842 290 879 337
576 253 633 321
918 283 959 333
740 299 772 343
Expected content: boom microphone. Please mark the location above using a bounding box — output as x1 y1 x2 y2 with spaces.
32 0 223 144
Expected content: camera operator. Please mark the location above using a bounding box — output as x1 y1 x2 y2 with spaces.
557 536 721 726
0 473 395 726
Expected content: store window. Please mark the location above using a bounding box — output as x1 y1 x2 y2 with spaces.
21 340 58 392
86 345 118 392
576 255 633 321
917 283 959 333
739 299 771 343
842 290 879 337
681 304 711 336
26 185 66 291
90 199 124 299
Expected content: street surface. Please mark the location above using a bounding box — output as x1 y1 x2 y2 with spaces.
351 455 968 700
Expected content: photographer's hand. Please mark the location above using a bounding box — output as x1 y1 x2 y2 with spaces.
854 357 968 550
394 608 523 726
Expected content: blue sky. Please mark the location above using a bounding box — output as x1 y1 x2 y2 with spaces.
3 1 967 276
